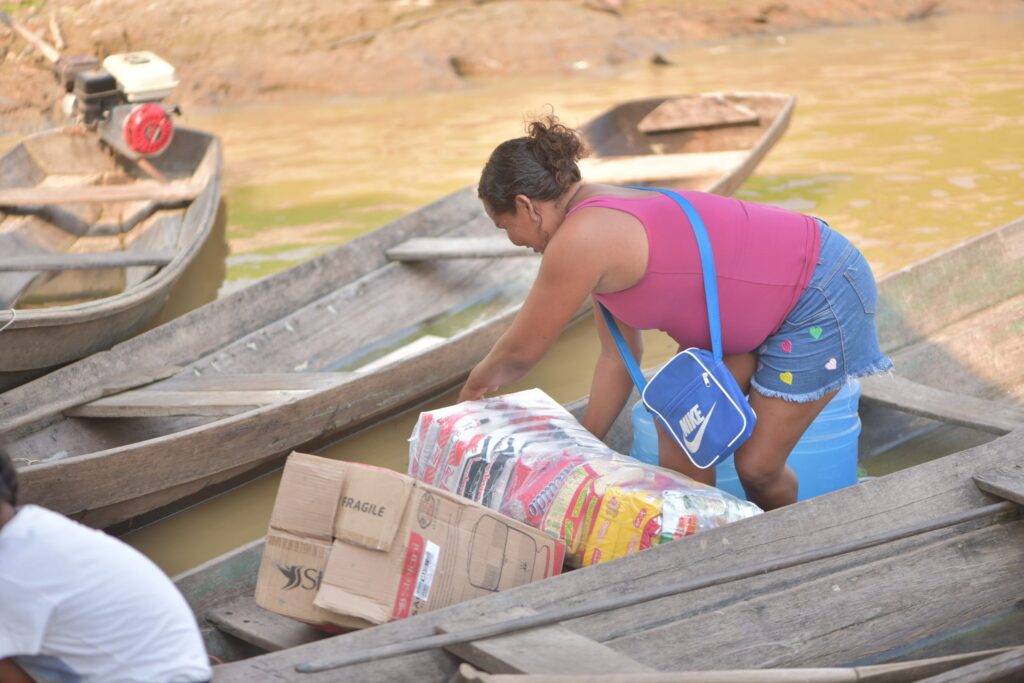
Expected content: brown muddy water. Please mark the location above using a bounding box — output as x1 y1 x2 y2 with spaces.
8 12 1022 574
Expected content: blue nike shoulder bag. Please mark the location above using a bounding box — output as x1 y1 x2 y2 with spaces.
599 187 756 469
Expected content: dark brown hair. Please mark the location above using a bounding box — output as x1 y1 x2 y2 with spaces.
478 114 587 214
0 445 16 507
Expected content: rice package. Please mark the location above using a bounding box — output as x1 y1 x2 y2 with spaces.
408 388 761 567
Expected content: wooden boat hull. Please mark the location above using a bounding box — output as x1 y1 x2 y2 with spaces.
0 127 222 388
171 216 1024 678
1 92 795 531
192 431 1024 680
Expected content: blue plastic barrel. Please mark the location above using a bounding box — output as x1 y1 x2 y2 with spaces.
629 399 661 465
630 380 862 501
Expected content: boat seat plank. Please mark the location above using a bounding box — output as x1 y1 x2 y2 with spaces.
974 467 1024 507
578 150 749 185
0 251 176 272
437 609 655 675
637 96 760 134
155 372 352 392
0 182 203 207
859 374 1024 435
386 237 534 261
66 372 351 417
206 596 329 652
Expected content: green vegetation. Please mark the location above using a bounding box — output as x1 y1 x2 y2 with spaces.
1 0 46 16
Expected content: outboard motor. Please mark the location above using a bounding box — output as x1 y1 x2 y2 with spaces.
64 51 179 160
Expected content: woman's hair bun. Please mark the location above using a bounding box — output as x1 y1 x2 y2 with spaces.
526 115 586 189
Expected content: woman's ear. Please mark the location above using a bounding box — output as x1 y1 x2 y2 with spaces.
515 194 540 223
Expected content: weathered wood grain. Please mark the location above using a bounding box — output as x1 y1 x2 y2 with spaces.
637 95 759 133
437 608 654 675
914 645 1024 683
0 127 221 379
386 237 535 261
66 371 352 418
447 648 1016 682
208 430 1024 682
974 467 1024 507
860 374 1024 435
0 250 176 271
0 180 202 206
68 389 320 418
206 596 328 652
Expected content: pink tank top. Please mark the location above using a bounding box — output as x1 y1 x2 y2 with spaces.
573 191 820 354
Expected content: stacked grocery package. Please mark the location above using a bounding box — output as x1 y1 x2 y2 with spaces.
408 389 762 567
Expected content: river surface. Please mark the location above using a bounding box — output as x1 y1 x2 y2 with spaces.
12 12 1020 575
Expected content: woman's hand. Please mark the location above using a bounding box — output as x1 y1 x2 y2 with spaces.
458 379 494 403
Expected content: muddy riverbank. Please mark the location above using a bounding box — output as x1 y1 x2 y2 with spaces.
1 0 1019 134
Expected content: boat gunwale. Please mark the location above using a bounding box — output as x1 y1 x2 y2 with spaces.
0 127 223 327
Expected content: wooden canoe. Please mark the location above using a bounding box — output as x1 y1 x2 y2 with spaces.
0 92 795 531
0 127 222 390
171 215 1024 679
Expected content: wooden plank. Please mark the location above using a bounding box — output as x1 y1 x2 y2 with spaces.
447 648 1017 682
0 251 176 272
0 182 203 207
66 388 310 417
67 388 323 417
437 608 655 675
578 150 749 184
860 374 1024 435
974 468 1024 506
155 372 351 392
448 663 857 682
637 96 760 134
386 237 534 261
64 373 352 417
915 645 1024 683
206 596 329 653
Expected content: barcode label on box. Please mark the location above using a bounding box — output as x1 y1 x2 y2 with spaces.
414 540 440 602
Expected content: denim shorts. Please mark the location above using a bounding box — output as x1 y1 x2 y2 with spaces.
751 221 894 402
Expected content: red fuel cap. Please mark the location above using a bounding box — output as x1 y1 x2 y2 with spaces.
123 103 174 156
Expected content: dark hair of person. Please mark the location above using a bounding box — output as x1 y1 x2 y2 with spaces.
478 114 587 214
0 445 17 506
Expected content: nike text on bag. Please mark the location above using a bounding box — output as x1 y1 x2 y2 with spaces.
599 187 756 469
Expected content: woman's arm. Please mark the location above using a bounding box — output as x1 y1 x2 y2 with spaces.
458 227 604 402
580 303 643 439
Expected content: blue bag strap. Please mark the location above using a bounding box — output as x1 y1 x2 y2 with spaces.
627 186 724 361
597 186 724 393
598 303 648 392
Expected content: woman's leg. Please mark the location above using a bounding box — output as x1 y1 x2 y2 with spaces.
657 352 757 487
733 388 838 510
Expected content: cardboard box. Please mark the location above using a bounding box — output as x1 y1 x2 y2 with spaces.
255 453 371 630
255 452 564 629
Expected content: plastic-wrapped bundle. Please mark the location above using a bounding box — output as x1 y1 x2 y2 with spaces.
408 389 762 567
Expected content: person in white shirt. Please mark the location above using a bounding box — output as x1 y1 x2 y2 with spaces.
0 448 212 683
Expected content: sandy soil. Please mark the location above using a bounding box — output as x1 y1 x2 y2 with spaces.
0 0 1019 135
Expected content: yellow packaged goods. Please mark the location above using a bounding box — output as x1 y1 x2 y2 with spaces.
582 486 662 566
254 452 564 630
408 389 762 567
